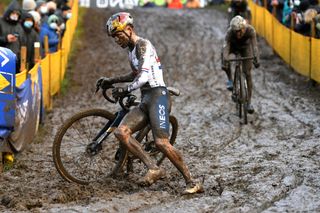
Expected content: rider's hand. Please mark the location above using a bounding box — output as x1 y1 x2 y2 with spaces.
96 77 113 89
112 86 129 99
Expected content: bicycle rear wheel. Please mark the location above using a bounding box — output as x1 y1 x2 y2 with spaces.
52 109 125 185
117 115 178 175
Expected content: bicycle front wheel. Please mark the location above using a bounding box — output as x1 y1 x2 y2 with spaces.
52 109 124 185
240 71 248 124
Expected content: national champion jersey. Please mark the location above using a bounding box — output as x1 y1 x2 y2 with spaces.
127 37 166 92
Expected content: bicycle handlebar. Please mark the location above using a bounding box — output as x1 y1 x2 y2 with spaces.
96 83 137 111
226 56 255 62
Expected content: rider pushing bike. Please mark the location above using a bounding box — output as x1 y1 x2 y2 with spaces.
222 15 260 114
96 12 203 195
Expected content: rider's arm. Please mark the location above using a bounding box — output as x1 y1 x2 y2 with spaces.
223 29 232 60
110 72 135 83
249 26 260 62
127 40 151 92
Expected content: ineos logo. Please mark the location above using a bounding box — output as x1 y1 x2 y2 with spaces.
159 104 166 129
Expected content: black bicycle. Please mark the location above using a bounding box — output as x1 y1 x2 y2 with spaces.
52 85 179 185
227 55 254 125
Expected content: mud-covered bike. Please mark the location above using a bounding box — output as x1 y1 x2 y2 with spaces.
52 84 179 185
227 55 254 125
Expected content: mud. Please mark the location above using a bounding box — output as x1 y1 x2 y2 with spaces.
1 7 320 212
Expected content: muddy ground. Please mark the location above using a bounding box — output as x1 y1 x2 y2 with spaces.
1 7 320 213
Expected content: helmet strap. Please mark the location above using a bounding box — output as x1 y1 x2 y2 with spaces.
123 30 134 50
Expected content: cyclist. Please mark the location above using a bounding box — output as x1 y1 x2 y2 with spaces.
221 15 260 114
227 0 251 24
96 12 203 195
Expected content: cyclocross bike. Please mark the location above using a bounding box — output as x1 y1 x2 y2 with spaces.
52 84 179 185
227 55 254 125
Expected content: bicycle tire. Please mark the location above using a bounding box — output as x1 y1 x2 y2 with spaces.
52 109 126 185
240 71 248 124
233 66 242 118
116 115 178 174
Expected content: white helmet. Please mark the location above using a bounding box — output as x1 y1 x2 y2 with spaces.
230 15 247 31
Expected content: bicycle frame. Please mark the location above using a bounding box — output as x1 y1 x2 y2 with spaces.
228 55 254 124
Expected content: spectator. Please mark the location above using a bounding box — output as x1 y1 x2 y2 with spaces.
186 0 200 8
35 0 48 24
55 0 69 9
314 14 320 38
167 0 183 9
270 0 284 22
227 0 251 23
28 10 41 33
56 5 72 37
21 12 40 69
142 0 156 7
41 1 57 24
22 0 36 13
295 8 318 36
282 0 293 26
40 14 60 55
0 0 26 73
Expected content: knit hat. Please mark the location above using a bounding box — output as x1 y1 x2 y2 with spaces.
46 1 57 11
22 0 36 11
36 0 46 8
29 10 41 25
47 14 59 24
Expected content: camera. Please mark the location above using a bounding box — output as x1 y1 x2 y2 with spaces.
13 33 19 38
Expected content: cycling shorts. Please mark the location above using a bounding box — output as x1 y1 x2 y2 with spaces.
139 87 170 139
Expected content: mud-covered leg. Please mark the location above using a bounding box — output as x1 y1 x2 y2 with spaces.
155 138 204 194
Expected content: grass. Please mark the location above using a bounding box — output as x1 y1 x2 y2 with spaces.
205 3 229 13
59 7 87 95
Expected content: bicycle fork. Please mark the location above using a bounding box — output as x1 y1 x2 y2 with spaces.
86 110 128 156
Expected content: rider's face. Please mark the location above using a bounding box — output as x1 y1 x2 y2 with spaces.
112 30 130 48
235 28 246 39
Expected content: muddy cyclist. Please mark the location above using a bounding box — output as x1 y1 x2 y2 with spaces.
96 12 203 194
222 15 260 114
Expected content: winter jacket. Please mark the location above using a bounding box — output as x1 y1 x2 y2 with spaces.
21 12 40 70
0 0 26 61
39 23 59 54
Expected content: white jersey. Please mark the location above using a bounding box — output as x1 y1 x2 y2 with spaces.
127 37 166 92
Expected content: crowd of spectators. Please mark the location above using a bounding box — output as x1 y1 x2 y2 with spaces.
0 0 73 73
253 0 320 37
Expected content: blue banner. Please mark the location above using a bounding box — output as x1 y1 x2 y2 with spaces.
8 67 42 152
0 47 16 139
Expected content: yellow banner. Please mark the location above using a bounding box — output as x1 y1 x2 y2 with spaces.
40 56 52 110
50 51 61 96
291 31 310 77
16 70 27 87
273 20 291 64
311 38 320 82
264 12 273 46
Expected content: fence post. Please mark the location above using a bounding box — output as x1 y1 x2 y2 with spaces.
58 32 62 95
20 46 27 72
44 36 52 110
34 42 41 64
309 20 316 85
272 5 277 17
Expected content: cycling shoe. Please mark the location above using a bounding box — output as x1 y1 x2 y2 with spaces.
246 103 255 114
226 80 233 91
182 181 204 195
138 168 166 186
